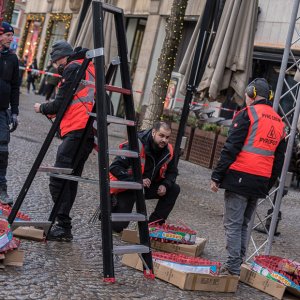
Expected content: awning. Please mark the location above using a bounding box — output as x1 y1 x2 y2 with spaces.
179 0 259 106
253 46 300 63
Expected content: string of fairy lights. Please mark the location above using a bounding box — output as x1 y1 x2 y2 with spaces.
18 13 72 70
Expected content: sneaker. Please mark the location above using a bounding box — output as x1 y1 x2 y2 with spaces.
219 266 239 276
0 186 13 206
47 225 73 242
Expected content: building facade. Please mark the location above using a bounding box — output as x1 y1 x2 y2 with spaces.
20 0 299 113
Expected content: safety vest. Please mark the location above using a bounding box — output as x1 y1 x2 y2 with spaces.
229 104 285 178
60 59 95 137
109 141 174 194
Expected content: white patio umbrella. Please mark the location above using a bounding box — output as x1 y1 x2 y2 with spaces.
179 0 258 105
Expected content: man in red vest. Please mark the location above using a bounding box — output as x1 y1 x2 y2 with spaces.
34 40 95 241
210 78 286 275
110 121 180 233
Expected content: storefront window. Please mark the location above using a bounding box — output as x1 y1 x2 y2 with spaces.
23 20 41 64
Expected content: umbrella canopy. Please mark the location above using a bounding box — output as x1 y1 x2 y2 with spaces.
68 0 118 66
179 0 258 105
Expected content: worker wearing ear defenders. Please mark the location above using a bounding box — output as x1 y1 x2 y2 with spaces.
210 78 286 276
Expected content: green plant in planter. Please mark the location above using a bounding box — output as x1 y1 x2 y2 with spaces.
220 126 229 137
201 123 220 133
187 115 198 128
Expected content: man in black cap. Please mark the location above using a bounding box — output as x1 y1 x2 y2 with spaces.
34 40 95 241
0 22 19 205
210 78 286 276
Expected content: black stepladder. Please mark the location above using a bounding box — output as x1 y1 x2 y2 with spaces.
8 1 154 283
91 1 153 282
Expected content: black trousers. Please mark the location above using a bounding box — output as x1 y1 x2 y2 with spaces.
112 182 180 232
49 129 94 228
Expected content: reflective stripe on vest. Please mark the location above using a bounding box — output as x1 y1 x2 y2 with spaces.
241 106 275 156
109 141 174 194
60 59 95 137
229 104 284 178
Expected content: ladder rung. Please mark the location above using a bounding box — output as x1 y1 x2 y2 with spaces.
47 173 98 184
111 213 147 222
105 84 131 95
47 174 142 190
11 220 52 231
90 114 135 126
108 149 139 158
113 245 150 255
38 166 73 174
110 181 142 190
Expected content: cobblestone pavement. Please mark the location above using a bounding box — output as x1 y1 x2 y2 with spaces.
0 91 299 299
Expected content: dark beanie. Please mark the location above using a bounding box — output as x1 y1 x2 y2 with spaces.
50 40 74 62
248 78 270 99
1 22 14 34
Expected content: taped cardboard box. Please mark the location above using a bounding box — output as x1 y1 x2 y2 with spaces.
0 250 25 267
122 253 239 292
13 226 44 241
122 229 207 257
240 264 300 300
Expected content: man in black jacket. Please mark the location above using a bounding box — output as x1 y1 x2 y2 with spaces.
110 121 180 233
0 22 19 205
34 40 95 241
210 78 286 275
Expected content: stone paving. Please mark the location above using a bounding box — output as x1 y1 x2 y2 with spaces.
0 91 299 299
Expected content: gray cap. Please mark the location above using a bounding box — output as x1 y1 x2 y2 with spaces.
50 40 74 63
250 78 270 99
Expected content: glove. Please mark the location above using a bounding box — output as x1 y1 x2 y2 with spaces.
10 114 18 132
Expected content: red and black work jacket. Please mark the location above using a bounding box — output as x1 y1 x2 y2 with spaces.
229 104 285 178
211 100 286 198
60 59 95 137
109 129 177 195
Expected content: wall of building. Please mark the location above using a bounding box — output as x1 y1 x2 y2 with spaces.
255 0 300 49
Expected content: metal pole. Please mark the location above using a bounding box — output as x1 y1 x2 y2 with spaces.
265 90 300 254
273 0 300 112
174 0 218 167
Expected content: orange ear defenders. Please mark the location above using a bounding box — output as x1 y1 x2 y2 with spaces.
268 87 274 101
245 78 274 101
245 83 257 99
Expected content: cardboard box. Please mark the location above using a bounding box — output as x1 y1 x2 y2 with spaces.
13 226 44 241
122 253 239 292
240 264 300 300
122 229 207 257
1 250 25 267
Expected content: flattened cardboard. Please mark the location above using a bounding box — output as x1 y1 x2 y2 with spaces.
122 253 239 292
3 250 25 267
13 226 44 241
240 264 300 300
122 229 207 257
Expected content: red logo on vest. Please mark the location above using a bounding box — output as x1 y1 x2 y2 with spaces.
267 126 277 139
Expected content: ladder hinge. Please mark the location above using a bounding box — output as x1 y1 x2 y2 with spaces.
86 48 104 59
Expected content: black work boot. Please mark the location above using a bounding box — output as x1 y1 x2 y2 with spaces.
47 224 73 242
0 184 13 206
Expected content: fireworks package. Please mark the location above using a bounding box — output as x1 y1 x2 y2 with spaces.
148 221 197 244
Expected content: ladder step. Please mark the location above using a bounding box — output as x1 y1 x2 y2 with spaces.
48 173 98 184
111 181 142 190
90 114 135 126
105 84 131 95
113 245 150 255
38 166 73 174
11 220 52 232
108 149 139 158
111 213 147 222
47 174 142 190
